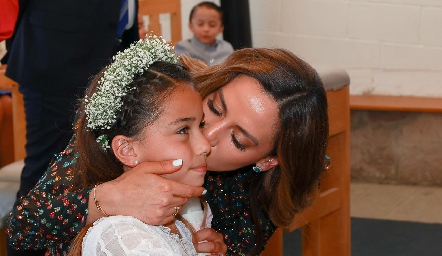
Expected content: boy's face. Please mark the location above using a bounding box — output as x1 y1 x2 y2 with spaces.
189 6 224 46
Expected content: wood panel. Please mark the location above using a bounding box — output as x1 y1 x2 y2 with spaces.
0 228 6 256
138 0 182 46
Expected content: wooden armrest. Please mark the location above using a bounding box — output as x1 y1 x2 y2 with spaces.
350 95 442 113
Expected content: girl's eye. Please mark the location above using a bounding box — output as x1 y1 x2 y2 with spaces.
177 126 190 134
208 99 221 116
231 133 245 151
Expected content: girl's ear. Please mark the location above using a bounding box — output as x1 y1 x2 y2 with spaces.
111 135 138 168
255 157 279 172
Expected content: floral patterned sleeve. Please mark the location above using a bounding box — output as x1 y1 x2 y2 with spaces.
204 170 277 256
6 134 90 255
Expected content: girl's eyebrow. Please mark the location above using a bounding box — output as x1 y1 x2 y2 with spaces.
169 117 196 125
219 89 259 146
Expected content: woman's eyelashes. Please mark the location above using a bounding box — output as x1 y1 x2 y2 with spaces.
207 98 246 151
231 133 246 151
207 99 221 116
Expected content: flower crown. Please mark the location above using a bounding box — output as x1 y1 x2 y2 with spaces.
85 35 179 132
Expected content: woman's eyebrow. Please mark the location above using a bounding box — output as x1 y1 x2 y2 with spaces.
219 89 227 113
237 125 259 146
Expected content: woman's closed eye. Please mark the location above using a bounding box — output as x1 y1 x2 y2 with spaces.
207 99 221 116
231 132 245 151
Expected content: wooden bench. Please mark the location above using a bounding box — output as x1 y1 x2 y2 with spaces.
350 94 442 113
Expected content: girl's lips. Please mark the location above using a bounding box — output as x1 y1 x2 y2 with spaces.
191 164 207 173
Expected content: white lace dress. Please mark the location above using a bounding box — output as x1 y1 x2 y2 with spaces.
82 216 197 255
82 198 212 255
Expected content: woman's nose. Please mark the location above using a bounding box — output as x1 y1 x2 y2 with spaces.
202 120 227 147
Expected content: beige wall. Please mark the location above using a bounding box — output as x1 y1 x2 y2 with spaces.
182 0 442 97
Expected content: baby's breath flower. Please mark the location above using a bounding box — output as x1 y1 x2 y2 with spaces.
96 135 110 149
85 35 179 131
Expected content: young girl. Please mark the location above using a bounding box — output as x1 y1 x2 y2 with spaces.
66 36 215 255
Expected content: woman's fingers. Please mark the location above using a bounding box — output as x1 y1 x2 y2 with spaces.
137 160 206 198
97 160 204 225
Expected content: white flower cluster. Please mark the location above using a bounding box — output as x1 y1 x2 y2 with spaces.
85 35 179 131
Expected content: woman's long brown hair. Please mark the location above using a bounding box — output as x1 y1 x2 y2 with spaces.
182 49 329 253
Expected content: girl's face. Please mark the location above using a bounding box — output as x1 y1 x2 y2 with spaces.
202 75 280 171
133 83 211 186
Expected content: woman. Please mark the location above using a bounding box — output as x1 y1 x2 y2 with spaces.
7 47 329 255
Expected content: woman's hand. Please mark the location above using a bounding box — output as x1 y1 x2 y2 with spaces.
87 159 205 225
194 228 227 255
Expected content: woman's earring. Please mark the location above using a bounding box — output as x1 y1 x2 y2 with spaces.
253 166 263 173
134 160 139 166
324 155 331 171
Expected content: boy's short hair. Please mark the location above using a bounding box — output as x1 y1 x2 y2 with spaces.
189 1 224 24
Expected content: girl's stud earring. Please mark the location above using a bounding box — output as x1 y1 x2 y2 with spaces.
135 160 139 165
253 166 263 173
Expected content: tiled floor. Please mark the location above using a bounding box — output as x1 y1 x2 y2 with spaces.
350 182 442 223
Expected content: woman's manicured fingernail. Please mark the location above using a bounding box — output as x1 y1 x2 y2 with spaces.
201 189 207 195
172 159 183 166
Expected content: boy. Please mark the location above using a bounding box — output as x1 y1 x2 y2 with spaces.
175 1 234 66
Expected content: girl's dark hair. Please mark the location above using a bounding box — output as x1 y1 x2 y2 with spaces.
73 61 193 188
183 48 329 252
189 1 224 23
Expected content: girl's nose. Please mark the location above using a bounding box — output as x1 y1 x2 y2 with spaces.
195 132 212 156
